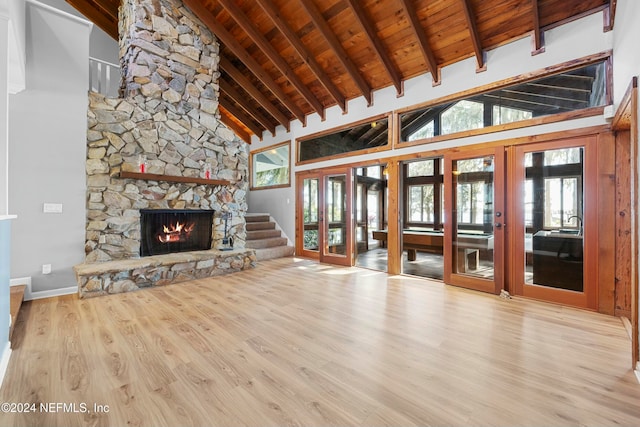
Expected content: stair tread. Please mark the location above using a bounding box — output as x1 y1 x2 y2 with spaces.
245 214 292 261
245 214 271 222
10 285 27 340
246 237 288 249
254 245 295 261
246 222 276 231
246 229 282 240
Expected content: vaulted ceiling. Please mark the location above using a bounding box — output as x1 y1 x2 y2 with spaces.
67 0 615 142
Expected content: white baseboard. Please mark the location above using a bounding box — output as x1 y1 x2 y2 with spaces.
0 342 11 389
10 277 77 301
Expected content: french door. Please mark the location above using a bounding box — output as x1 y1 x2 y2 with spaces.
296 168 353 266
510 136 597 309
294 137 597 309
444 147 505 294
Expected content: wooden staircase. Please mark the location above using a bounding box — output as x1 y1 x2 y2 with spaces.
245 213 294 261
9 284 26 342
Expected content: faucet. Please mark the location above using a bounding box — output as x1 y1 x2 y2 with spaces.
567 215 583 235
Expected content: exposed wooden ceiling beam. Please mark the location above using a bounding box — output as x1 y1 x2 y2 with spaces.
604 0 617 31
219 106 252 143
219 78 276 137
501 89 589 105
216 0 325 120
66 0 118 40
531 0 545 54
344 0 403 96
183 0 306 125
527 82 591 94
255 0 347 113
298 0 373 106
483 93 575 110
398 0 440 85
219 57 291 132
219 95 265 138
459 0 485 71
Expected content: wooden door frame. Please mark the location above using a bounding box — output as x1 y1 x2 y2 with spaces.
320 169 354 266
509 136 599 310
295 171 321 260
443 146 505 294
294 167 355 266
612 77 638 368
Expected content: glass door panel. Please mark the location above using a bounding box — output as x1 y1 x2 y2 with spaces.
355 182 367 255
302 178 320 252
354 164 388 273
296 169 353 266
444 147 504 294
512 138 596 309
321 173 353 265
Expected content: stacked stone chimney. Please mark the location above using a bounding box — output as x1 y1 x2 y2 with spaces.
84 0 248 263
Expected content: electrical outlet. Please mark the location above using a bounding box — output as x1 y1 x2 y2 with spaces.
42 264 52 274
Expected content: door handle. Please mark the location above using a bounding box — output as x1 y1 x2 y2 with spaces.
495 223 502 228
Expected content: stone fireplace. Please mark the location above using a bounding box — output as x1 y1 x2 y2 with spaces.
74 0 255 297
140 209 213 256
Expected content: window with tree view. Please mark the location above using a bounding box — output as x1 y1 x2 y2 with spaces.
400 60 608 143
404 158 443 229
524 147 583 231
251 142 290 189
454 158 493 229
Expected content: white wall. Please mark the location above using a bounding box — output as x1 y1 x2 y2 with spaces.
38 0 119 64
0 3 14 389
0 217 14 388
1 4 10 216
611 0 640 108
8 1 92 292
248 11 612 243
611 0 640 371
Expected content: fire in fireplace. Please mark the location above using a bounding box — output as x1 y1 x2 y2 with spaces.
158 220 195 243
140 209 214 257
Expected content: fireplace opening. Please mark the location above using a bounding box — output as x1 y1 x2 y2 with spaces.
140 209 214 257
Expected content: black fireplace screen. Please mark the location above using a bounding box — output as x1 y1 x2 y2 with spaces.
140 209 214 257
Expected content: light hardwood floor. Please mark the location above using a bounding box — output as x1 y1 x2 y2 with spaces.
1 257 640 426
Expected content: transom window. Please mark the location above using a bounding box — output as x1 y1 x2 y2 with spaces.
441 100 484 135
400 60 608 143
298 117 390 163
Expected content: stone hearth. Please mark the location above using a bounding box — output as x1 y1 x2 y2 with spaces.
75 0 255 297
75 248 254 298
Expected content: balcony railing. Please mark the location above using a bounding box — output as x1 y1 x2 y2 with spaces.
89 57 120 97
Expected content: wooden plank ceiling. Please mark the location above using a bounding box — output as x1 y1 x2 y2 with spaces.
68 0 612 142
